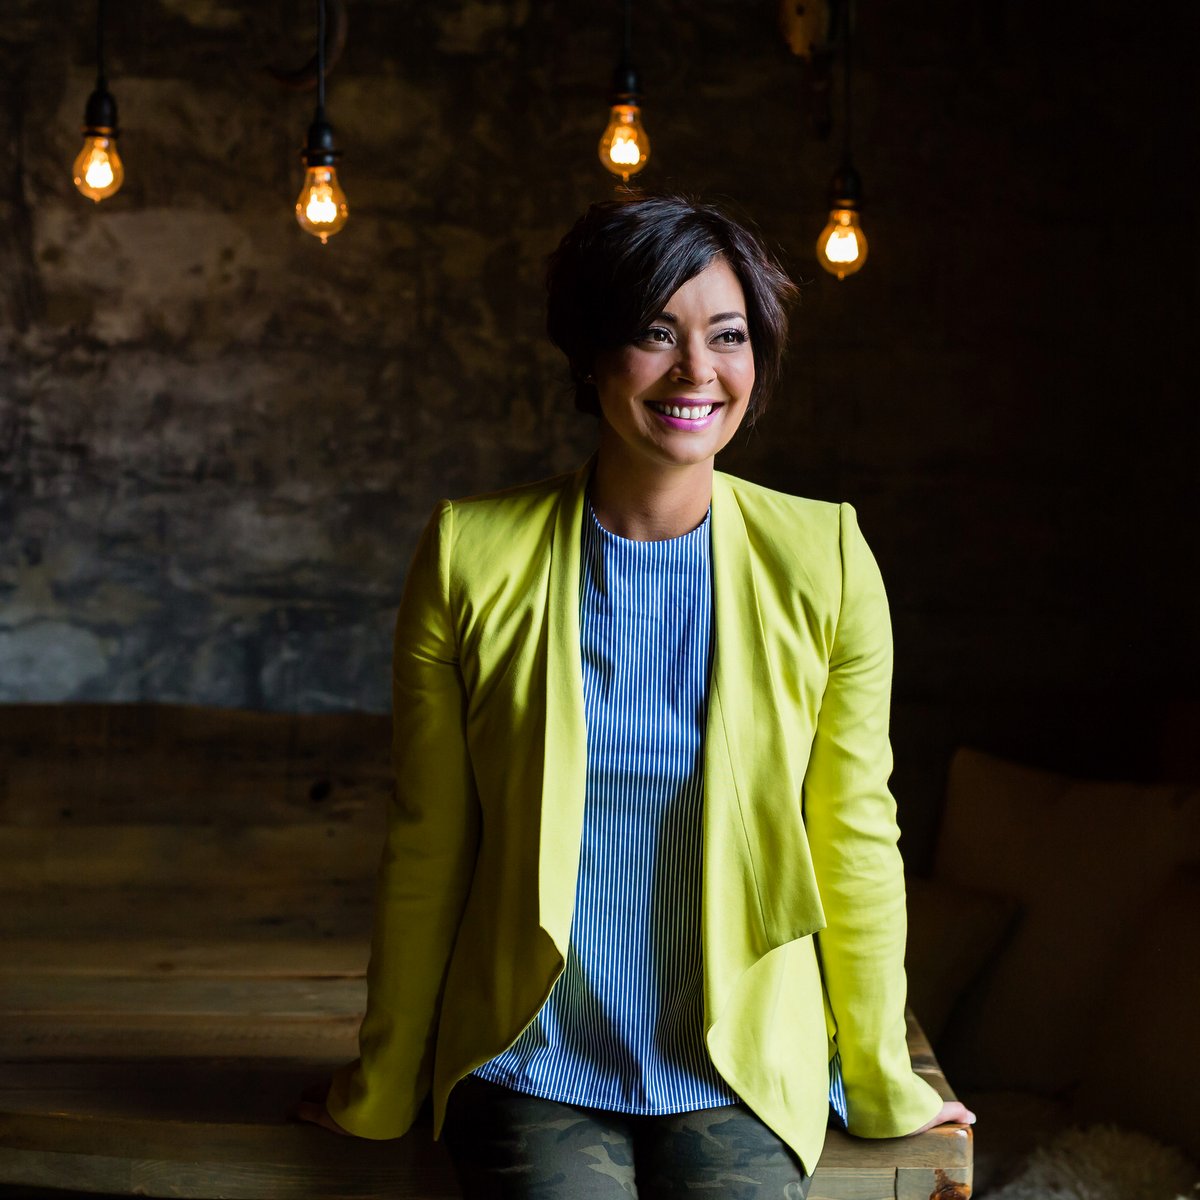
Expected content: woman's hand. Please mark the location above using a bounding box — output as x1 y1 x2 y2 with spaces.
908 1100 976 1135
290 1082 352 1136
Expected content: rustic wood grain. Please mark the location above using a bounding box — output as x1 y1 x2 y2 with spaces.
0 935 370 978
0 1060 347 1123
808 1172 897 1200
0 704 973 1199
0 823 386 889
0 977 366 1020
0 704 391 755
0 705 391 829
0 1110 970 1200
1 754 390 828
896 1163 974 1199
1 882 374 941
0 1021 360 1062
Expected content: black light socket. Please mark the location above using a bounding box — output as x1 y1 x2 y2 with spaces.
610 61 641 106
301 116 341 167
82 85 118 136
828 161 862 208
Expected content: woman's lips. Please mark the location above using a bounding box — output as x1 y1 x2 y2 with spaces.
647 400 722 431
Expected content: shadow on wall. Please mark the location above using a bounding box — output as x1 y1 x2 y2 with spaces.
0 2 1195 767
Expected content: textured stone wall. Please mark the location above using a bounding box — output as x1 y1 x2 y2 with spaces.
2 1 1196 852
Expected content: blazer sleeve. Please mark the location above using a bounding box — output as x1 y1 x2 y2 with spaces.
802 503 942 1137
326 500 481 1139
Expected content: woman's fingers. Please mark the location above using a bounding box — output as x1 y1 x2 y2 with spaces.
909 1100 976 1135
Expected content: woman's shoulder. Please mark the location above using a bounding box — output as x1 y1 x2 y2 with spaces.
714 472 881 593
424 468 579 558
715 471 845 530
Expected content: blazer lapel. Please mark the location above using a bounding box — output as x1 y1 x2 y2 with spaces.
533 467 827 996
537 460 591 957
705 473 826 1005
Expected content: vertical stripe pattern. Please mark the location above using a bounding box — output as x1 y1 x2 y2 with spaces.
476 504 737 1114
475 504 849 1122
829 1051 848 1127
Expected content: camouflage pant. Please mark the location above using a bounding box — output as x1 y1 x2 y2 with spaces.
442 1075 812 1199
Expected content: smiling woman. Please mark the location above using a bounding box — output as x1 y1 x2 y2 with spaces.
547 197 794 421
591 259 757 516
546 196 795 541
299 196 973 1197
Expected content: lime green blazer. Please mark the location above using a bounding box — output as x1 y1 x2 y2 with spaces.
327 461 941 1171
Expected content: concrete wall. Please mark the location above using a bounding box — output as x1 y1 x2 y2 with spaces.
2 1 1196 859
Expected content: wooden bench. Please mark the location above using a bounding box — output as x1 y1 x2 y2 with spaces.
0 704 972 1199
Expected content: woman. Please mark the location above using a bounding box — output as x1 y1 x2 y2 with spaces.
299 196 974 1196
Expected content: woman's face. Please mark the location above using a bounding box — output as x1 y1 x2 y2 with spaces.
593 257 755 475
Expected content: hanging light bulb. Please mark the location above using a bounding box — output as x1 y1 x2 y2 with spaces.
599 103 650 182
814 0 870 280
295 0 349 243
73 0 124 203
73 131 124 203
816 163 868 280
598 0 650 183
295 135 349 243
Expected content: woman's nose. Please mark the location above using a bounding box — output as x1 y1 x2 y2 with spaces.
671 340 716 385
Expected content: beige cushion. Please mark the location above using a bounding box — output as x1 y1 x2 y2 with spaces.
1072 865 1200 1160
904 875 1019 1045
933 748 1200 1093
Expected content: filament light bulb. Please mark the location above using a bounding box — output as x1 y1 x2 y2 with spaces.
816 207 868 280
295 165 348 244
599 104 650 182
73 134 124 202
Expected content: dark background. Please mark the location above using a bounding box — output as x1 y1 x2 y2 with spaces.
2 0 1196 867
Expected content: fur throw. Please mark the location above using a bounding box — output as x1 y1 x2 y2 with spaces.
983 1125 1197 1200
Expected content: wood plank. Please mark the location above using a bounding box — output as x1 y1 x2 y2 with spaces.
0 756 390 828
0 705 390 756
808 1170 896 1200
0 1111 970 1200
0 704 391 828
0 1110 460 1199
0 967 364 1058
896 1162 973 1199
0 1060 348 1124
0 824 386 889
816 1125 972 1171
0 977 366 1020
0 1047 969 1195
0 937 370 979
0 705 971 1198
0 703 277 747
0 883 374 941
0 1020 359 1061
0 1144 458 1200
0 1184 136 1200
0 1061 972 1168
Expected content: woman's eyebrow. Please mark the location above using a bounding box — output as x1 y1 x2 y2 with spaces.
653 310 748 324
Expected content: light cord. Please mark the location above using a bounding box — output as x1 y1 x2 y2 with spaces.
841 0 853 162
316 0 327 117
96 0 107 89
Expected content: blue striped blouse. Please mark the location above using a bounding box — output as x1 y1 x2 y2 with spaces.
475 504 849 1123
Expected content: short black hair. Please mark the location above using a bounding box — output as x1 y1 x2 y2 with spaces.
545 195 797 421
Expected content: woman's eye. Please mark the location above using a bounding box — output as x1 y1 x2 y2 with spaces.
714 328 749 346
638 327 673 345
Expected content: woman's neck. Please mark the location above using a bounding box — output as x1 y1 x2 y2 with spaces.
589 443 714 541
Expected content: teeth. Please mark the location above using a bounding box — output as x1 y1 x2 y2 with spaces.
656 403 713 419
